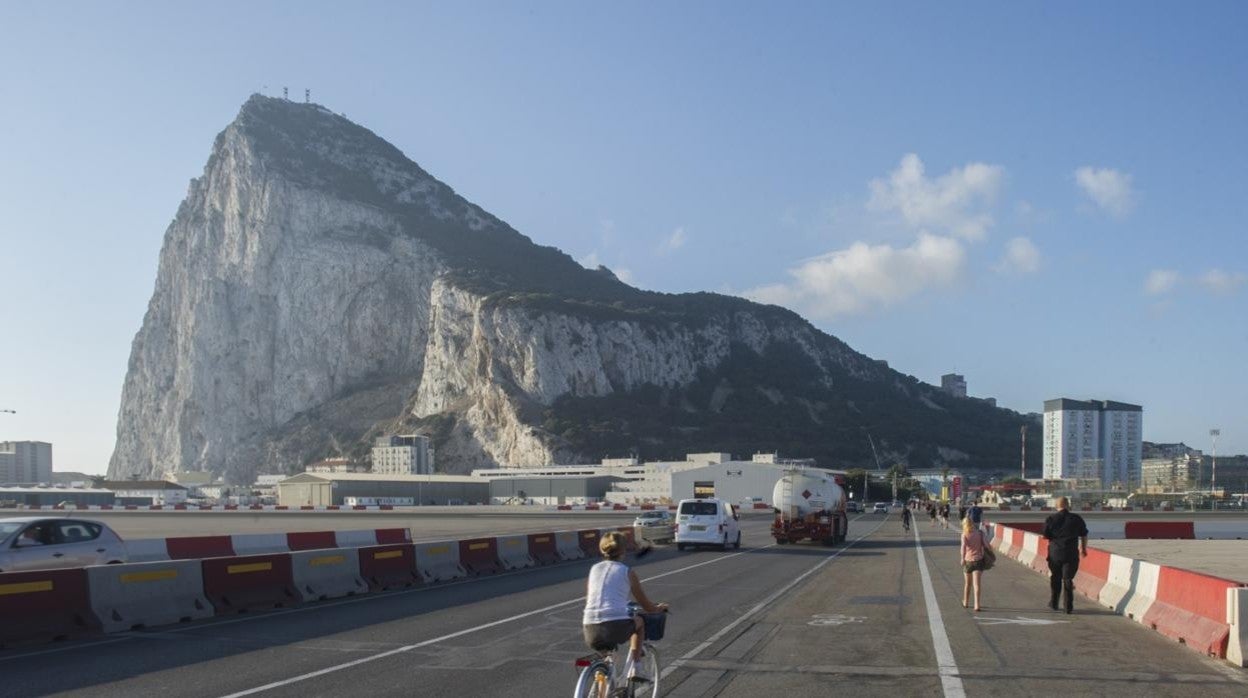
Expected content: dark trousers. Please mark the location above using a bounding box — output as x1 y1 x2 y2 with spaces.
1048 558 1080 610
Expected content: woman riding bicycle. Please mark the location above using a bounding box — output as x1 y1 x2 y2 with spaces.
582 532 669 680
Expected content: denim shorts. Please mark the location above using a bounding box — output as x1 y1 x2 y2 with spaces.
963 558 986 573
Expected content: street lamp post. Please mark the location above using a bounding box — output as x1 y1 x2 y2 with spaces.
1210 429 1220 510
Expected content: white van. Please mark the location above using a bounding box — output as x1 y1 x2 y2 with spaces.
675 498 741 551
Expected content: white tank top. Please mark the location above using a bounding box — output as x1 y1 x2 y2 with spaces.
583 560 631 624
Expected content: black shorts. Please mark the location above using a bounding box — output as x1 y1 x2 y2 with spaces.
583 619 636 650
963 559 986 573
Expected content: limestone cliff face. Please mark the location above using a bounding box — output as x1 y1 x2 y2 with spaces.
110 96 1038 482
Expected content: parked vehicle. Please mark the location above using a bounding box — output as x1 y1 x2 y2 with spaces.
633 510 676 543
0 517 128 572
846 501 862 513
771 470 848 546
675 498 741 551
873 502 888 514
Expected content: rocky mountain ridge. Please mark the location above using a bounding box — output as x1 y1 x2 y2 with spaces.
109 95 1039 483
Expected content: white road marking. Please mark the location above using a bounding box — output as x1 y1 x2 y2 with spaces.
215 541 773 697
975 616 1070 627
658 515 890 680
913 521 966 697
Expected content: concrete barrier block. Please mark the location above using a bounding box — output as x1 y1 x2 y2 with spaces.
1124 521 1195 540
1227 587 1248 667
232 533 290 556
125 538 172 563
201 553 300 614
555 531 586 561
413 540 466 583
527 533 559 565
167 535 235 560
290 548 368 602
335 530 379 548
1123 560 1160 622
578 529 602 557
287 531 339 551
87 560 214 632
1142 566 1238 657
496 535 536 570
459 538 503 576
358 544 419 590
0 569 101 647
1100 553 1138 612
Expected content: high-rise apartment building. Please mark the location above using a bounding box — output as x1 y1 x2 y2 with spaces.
371 435 434 475
941 373 967 398
1042 399 1142 488
0 441 53 484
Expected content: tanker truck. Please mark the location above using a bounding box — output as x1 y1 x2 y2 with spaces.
771 469 848 545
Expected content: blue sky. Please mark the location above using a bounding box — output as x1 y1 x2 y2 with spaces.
2 2 1244 473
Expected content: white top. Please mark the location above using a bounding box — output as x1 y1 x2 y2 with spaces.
583 560 631 624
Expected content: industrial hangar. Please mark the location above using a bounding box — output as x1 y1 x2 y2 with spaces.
277 473 489 506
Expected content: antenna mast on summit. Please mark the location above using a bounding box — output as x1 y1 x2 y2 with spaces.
305 89 310 103
283 86 288 100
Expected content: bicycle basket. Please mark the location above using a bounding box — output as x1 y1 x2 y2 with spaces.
641 612 666 642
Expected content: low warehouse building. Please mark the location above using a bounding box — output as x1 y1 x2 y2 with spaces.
488 475 622 505
277 473 489 506
0 486 116 508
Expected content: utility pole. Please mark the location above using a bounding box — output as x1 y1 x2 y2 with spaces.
1210 429 1220 508
1020 425 1027 480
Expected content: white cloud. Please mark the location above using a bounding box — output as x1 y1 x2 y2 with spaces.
746 233 966 319
867 153 1004 240
578 251 601 269
994 237 1041 275
1198 268 1247 295
656 226 687 256
1144 269 1180 296
1074 166 1135 218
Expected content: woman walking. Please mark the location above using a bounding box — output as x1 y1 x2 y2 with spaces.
960 516 987 611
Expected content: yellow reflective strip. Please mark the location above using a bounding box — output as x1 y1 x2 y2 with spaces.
426 545 449 555
373 550 402 560
468 542 489 551
503 539 521 547
534 536 550 543
309 555 345 567
227 562 272 574
582 533 595 539
121 570 178 583
0 580 53 596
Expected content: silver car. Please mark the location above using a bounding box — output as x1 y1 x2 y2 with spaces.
0 517 128 572
632 510 676 543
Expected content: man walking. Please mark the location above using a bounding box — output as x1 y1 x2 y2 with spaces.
968 500 983 526
1042 496 1088 614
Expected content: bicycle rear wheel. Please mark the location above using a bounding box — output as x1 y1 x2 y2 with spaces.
572 662 611 698
626 646 660 698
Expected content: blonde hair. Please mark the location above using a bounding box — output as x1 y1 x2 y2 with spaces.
599 531 625 559
962 516 977 535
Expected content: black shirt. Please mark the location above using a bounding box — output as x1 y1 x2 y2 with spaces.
1043 510 1089 562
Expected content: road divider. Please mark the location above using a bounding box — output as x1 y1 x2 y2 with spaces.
496 535 536 570
0 569 100 648
554 531 585 561
991 522 1247 667
202 553 300 614
527 533 559 565
86 559 213 632
358 544 420 590
458 538 502 576
413 540 466 583
290 548 368 602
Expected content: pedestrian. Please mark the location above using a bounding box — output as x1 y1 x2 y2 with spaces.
901 506 912 533
958 504 966 522
960 516 987 611
928 503 937 527
1042 496 1088 614
969 500 984 526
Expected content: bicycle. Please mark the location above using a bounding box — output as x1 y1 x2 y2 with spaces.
573 603 667 698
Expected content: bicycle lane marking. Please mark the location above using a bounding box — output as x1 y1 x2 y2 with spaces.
658 513 892 680
913 520 967 697
215 542 776 698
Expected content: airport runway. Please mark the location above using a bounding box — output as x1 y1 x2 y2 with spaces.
2 512 1244 697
